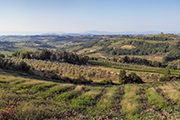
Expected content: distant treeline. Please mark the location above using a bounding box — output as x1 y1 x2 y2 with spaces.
114 56 166 68
163 43 180 62
136 36 174 41
104 41 170 56
11 50 89 64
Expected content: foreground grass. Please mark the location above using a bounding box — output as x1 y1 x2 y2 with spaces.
121 85 142 119
146 87 170 110
159 83 180 106
0 68 180 119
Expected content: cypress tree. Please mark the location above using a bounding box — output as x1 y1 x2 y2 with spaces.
119 69 127 84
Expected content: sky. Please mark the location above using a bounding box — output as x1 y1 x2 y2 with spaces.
0 0 180 34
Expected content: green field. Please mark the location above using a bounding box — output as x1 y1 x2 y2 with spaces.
0 68 180 119
0 51 13 56
89 60 180 75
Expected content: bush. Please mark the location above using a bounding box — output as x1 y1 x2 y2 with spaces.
127 72 143 83
73 74 91 84
19 61 30 71
99 79 114 85
119 69 127 84
0 53 5 58
119 70 143 84
159 67 171 81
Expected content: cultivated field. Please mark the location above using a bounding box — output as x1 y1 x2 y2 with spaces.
0 68 180 119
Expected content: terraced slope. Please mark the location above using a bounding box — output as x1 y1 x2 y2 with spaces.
0 68 180 120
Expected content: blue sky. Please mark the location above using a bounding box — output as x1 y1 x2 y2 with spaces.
0 0 180 34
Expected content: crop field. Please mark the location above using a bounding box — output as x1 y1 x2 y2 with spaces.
1 34 180 120
76 46 102 54
87 52 109 59
3 57 167 83
88 60 180 75
118 55 164 62
0 68 180 120
0 51 13 57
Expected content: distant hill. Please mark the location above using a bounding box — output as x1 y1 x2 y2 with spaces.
1 31 180 36
39 30 180 36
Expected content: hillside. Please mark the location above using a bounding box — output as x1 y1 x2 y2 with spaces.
68 34 180 69
0 34 180 119
0 35 116 56
0 68 180 119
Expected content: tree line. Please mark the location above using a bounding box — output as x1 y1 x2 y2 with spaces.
11 50 89 65
163 43 180 62
106 41 170 56
113 56 166 68
136 36 174 41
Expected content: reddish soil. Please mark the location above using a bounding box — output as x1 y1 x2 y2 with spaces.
112 87 124 114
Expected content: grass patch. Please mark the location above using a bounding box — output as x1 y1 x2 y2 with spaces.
146 87 170 110
15 102 50 120
121 85 142 119
96 86 118 110
159 83 180 105
36 84 74 98
0 51 13 56
55 85 85 101
111 42 120 45
71 87 102 106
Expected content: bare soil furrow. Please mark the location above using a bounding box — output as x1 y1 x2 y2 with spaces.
140 87 169 120
139 87 148 110
50 86 76 99
112 87 124 113
154 87 177 119
156 88 176 105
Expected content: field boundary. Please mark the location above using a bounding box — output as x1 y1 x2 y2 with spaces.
88 60 180 75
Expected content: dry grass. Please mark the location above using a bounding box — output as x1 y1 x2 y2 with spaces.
88 52 108 59
75 85 85 91
0 75 24 83
22 80 49 85
84 88 102 97
159 83 180 102
171 81 180 89
77 46 102 54
59 83 74 88
121 45 136 49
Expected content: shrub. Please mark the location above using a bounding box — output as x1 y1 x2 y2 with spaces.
159 67 171 81
73 74 91 84
19 61 30 71
127 72 143 83
119 70 143 84
0 53 5 58
119 69 127 84
99 79 114 85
